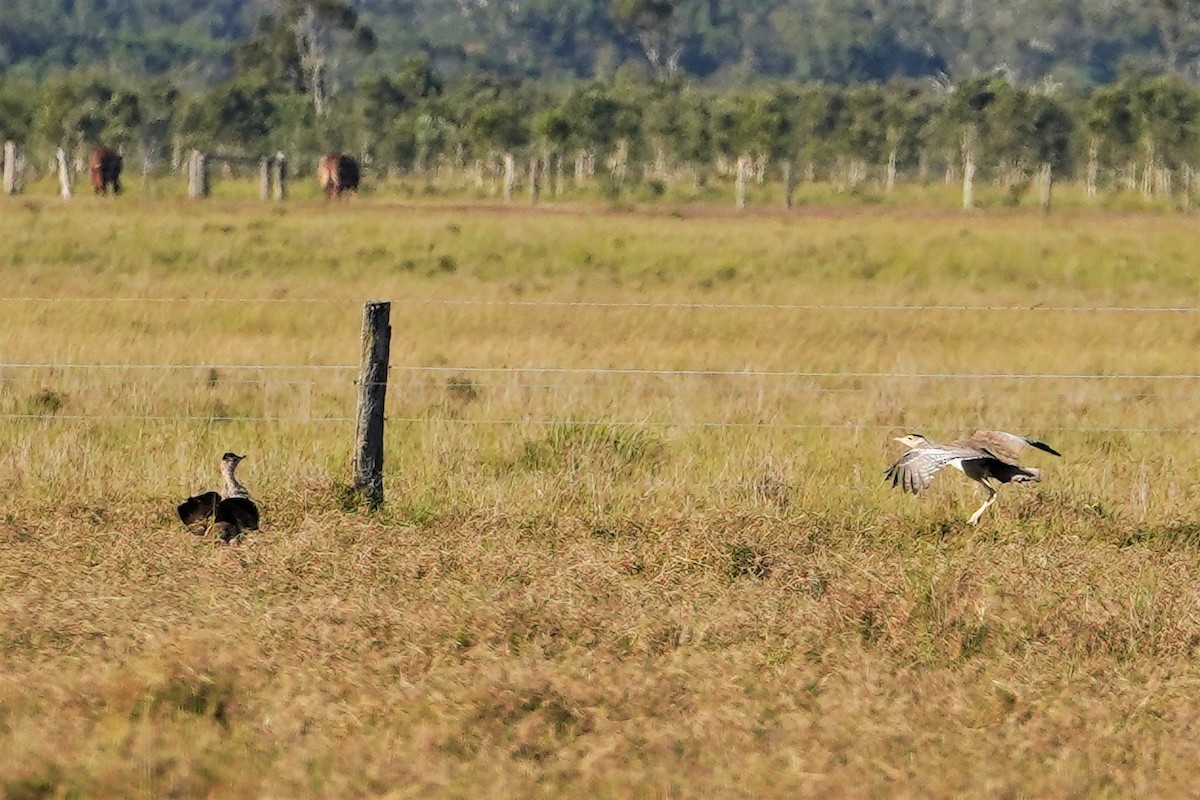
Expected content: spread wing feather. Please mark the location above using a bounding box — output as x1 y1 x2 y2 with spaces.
886 445 973 494
968 430 1061 462
177 491 221 525
216 497 259 531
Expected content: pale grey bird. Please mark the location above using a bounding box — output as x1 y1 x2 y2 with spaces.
885 430 1062 524
177 452 260 543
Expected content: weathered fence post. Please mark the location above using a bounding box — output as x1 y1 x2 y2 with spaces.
3 141 23 195
187 150 210 198
272 153 288 201
259 156 272 201
735 154 749 209
962 148 976 211
56 147 73 199
502 153 515 202
529 156 540 204
1037 163 1052 214
1085 139 1099 200
781 160 794 209
353 301 392 509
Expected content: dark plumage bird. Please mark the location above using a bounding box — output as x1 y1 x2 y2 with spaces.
178 452 259 543
885 430 1062 524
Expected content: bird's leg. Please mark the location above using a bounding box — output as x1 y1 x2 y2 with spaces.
967 482 998 525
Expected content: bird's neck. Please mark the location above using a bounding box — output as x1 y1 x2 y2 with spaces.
221 463 250 499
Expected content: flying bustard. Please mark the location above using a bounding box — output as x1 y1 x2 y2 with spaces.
885 430 1062 524
177 452 260 543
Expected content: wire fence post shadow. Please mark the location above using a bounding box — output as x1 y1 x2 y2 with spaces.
353 301 391 509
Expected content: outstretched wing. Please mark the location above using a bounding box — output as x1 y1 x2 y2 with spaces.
968 430 1061 463
885 444 976 494
177 491 221 526
217 497 259 532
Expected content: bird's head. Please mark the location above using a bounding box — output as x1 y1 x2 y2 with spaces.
893 433 928 449
221 452 245 465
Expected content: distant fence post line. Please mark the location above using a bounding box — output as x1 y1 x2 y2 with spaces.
1 138 1199 212
188 150 287 200
352 301 392 510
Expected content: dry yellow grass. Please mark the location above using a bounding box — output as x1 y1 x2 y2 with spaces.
4 191 1200 798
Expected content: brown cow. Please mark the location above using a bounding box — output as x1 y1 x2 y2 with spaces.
89 146 123 195
317 153 360 198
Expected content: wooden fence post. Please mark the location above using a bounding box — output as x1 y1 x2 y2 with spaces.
187 150 210 198
735 154 749 209
1038 163 1052 214
259 156 272 201
502 153 515 202
529 156 540 204
353 301 392 509
962 150 976 211
781 160 793 210
3 141 23 195
272 153 288 201
56 147 73 199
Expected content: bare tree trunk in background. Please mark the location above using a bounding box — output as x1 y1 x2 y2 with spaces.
886 149 897 193
296 6 330 118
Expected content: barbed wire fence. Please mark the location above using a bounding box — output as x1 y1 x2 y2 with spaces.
2 297 1198 433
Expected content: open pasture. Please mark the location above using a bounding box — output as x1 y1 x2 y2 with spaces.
4 193 1200 798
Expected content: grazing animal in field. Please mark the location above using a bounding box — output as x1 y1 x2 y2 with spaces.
89 146 123 195
885 430 1061 524
177 452 260 543
317 153 360 198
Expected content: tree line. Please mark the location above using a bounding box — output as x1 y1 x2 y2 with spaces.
3 0 1200 88
5 67 1200 193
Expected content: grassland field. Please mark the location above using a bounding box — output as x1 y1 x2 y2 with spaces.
4 180 1200 798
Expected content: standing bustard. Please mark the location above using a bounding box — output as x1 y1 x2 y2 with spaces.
177 452 260 543
885 430 1062 524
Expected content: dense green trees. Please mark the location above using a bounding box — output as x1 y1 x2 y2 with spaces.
12 65 1200 199
7 2 1200 196
0 0 1196 87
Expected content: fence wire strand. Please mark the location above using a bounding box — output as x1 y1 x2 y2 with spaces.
1 297 1200 313
3 363 1200 381
0 413 1188 434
